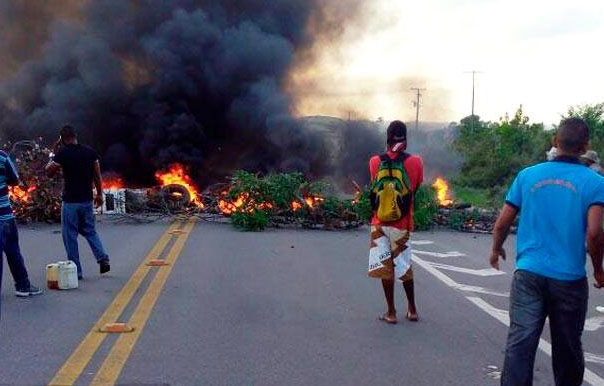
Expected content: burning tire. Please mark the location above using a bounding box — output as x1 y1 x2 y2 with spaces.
161 184 191 209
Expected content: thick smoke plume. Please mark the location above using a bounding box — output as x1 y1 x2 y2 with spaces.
0 0 365 186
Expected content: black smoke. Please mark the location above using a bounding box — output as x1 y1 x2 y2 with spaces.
338 119 384 187
336 119 462 189
0 0 350 185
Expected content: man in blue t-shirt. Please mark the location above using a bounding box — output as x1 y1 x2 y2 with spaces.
490 118 604 386
0 150 42 316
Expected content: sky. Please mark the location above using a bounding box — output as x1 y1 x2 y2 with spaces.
291 0 604 125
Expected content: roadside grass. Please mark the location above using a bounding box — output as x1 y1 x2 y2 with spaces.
453 186 491 208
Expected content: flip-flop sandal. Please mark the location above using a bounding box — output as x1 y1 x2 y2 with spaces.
378 314 397 324
406 312 419 322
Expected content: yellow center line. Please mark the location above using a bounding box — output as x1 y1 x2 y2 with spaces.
90 220 196 385
49 221 182 386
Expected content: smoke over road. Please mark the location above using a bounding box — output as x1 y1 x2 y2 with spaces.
0 1 459 189
0 0 367 186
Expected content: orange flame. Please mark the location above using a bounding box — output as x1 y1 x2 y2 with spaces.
292 196 325 212
103 177 124 190
218 192 248 215
304 196 324 208
9 185 37 203
218 192 274 216
155 164 204 208
432 178 453 206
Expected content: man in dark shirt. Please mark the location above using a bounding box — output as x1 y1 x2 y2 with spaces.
46 125 110 278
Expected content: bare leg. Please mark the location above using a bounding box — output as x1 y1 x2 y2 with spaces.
403 280 418 320
381 279 397 321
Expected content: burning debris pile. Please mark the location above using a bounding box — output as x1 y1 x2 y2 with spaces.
99 168 371 230
4 144 500 233
4 140 62 223
434 207 500 234
430 177 502 233
5 142 369 230
97 164 208 221
212 171 370 231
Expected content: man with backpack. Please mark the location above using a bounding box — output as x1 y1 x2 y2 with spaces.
368 120 423 324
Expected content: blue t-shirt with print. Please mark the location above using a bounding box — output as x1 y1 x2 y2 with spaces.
0 150 20 221
506 157 604 281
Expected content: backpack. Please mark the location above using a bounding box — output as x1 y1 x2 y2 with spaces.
370 153 412 222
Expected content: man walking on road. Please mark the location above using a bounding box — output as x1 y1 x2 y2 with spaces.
491 117 604 386
45 125 110 279
0 150 43 308
368 120 423 324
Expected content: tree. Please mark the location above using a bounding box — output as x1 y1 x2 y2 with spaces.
565 103 604 155
453 106 549 189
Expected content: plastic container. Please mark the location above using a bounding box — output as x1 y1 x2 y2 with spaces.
46 263 59 289
46 261 79 290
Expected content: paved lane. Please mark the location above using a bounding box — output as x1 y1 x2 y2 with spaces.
0 220 172 385
410 231 604 385
1 223 603 385
115 224 508 386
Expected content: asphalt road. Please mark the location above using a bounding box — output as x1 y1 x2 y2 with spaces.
1 220 604 386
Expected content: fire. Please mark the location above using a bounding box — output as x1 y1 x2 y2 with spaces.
9 185 37 203
432 178 453 206
103 177 124 190
218 192 274 216
155 164 204 208
292 196 325 212
304 196 324 208
218 192 248 215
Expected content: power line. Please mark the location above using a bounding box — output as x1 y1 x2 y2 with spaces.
410 88 426 131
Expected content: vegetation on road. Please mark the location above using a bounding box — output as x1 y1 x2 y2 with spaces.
223 170 439 232
228 102 604 232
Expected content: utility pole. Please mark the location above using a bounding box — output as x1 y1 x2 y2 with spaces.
464 70 482 132
410 87 426 131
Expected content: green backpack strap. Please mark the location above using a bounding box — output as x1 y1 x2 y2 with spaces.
393 152 412 192
394 152 413 217
370 154 393 209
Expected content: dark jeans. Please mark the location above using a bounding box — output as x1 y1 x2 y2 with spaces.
0 220 3 317
61 202 108 275
502 270 588 386
1 219 32 290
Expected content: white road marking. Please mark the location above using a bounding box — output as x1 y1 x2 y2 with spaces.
413 249 466 258
427 262 506 277
409 240 435 246
596 306 604 314
467 297 604 385
586 353 604 365
585 316 604 332
455 284 509 297
412 254 508 297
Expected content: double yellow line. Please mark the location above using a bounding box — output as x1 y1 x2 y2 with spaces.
49 220 195 386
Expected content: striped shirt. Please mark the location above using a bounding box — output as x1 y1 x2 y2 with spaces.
0 150 19 221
